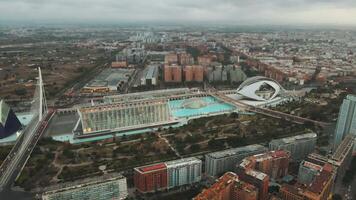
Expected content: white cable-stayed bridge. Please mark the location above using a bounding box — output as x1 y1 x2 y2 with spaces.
0 68 55 192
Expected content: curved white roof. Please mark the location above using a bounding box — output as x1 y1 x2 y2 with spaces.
236 76 285 101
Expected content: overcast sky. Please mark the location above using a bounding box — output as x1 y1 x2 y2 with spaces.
1 0 356 26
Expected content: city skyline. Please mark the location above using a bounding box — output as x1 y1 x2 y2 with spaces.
1 0 356 26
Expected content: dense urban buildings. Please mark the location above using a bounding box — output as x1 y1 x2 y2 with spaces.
269 132 317 161
164 64 183 83
194 172 258 200
280 162 334 200
205 145 267 177
236 151 290 200
238 150 290 180
42 173 128 200
0 22 355 200
333 94 356 150
184 65 204 82
236 169 269 200
298 160 324 185
0 100 21 139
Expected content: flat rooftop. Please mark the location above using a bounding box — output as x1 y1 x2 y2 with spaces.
144 65 158 79
165 157 201 167
270 132 317 145
206 144 267 159
42 172 126 194
136 163 166 173
85 68 134 88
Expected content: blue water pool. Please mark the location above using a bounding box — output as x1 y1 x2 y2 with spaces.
169 96 236 118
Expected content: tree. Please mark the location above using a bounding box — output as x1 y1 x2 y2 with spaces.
15 88 27 96
208 138 224 149
63 149 75 159
190 144 201 152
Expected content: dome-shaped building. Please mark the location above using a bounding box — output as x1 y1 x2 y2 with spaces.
236 76 285 101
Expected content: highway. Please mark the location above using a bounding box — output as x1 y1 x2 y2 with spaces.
0 110 55 192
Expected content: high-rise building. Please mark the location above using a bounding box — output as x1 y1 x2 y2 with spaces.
112 54 128 68
178 52 194 65
269 132 317 161
0 100 21 139
303 164 334 200
194 172 258 200
333 94 356 150
134 157 203 193
164 64 182 83
184 65 204 82
165 53 178 65
280 158 335 200
237 150 290 200
198 55 212 67
297 161 323 186
165 157 202 189
236 169 269 200
42 173 128 200
329 134 355 179
134 163 168 193
205 144 267 177
247 150 290 179
279 184 304 200
233 180 259 200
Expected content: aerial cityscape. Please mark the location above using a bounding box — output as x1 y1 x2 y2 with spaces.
0 1 356 200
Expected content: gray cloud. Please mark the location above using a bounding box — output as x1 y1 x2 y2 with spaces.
0 0 355 25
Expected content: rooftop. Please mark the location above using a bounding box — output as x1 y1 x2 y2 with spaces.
245 169 268 181
302 161 323 172
253 150 290 162
144 65 158 79
308 165 333 194
346 94 356 101
165 157 201 167
79 98 168 113
136 163 167 173
42 173 126 195
207 144 266 159
194 172 239 200
85 68 134 88
270 132 317 145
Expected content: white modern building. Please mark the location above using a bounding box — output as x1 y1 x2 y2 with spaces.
269 132 317 161
42 173 128 200
236 76 285 101
205 144 267 177
165 157 202 189
140 65 159 86
333 94 356 150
